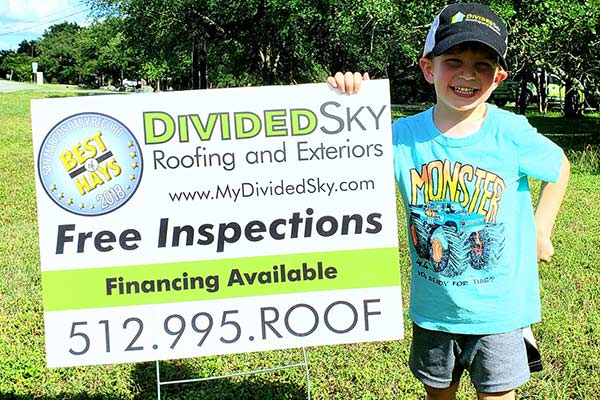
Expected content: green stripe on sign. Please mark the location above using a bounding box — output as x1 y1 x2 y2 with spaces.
42 248 400 311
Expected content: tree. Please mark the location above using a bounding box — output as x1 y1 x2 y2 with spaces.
79 0 600 106
0 52 34 81
0 50 14 78
87 0 439 97
80 18 140 87
491 0 600 116
89 0 194 89
544 0 600 116
16 40 38 57
37 22 82 84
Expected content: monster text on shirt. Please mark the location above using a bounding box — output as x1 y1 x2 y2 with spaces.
410 159 506 223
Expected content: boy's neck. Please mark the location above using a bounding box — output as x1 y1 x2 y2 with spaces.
432 103 488 138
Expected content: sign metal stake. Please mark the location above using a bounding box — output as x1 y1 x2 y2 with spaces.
156 347 311 400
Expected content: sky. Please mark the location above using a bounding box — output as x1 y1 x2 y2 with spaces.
0 0 93 51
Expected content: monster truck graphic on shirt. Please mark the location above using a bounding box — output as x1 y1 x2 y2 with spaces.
409 201 505 277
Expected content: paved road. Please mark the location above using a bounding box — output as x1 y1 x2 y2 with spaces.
0 79 110 95
0 79 37 92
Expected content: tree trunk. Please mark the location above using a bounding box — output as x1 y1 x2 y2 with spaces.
564 80 582 118
200 40 207 89
518 66 529 115
538 70 547 114
260 45 274 85
192 38 208 89
192 38 199 89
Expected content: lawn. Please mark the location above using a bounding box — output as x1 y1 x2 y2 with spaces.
1 90 599 399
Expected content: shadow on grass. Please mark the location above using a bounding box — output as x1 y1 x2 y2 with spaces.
0 395 113 400
524 114 600 174
526 115 600 152
0 361 309 400
45 92 103 98
135 360 309 400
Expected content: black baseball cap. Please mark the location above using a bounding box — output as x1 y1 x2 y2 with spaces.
422 2 508 70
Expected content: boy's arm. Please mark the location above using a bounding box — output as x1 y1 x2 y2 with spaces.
534 154 570 262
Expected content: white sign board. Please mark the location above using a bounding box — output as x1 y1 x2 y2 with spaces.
31 81 403 368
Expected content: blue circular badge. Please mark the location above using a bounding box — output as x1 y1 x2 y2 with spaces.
38 113 143 216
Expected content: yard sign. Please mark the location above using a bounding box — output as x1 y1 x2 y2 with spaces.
31 81 403 368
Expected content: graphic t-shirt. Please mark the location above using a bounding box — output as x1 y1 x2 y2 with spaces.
392 104 564 334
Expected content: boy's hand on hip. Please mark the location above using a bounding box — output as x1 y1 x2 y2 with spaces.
537 234 554 262
327 71 370 94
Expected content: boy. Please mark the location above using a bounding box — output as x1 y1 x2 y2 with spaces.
328 3 570 400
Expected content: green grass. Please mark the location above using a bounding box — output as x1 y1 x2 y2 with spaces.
1 91 599 399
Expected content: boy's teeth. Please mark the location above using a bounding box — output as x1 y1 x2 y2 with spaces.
454 87 475 94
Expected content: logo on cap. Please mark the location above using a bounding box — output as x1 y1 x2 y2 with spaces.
451 12 465 23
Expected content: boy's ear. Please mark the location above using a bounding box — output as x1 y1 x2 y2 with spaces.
419 57 435 84
494 68 508 85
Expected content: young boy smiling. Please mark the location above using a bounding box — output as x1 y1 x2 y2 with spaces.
329 3 570 399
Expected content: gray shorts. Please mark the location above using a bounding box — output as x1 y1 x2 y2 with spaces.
409 323 530 393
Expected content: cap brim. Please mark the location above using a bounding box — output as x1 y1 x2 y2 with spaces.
432 32 507 70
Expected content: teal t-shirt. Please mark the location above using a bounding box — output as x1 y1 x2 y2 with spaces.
392 104 564 334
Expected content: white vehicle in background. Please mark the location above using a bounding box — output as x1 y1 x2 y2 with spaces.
492 72 584 109
121 79 139 88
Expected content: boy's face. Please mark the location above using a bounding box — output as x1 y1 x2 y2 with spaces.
419 45 508 113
